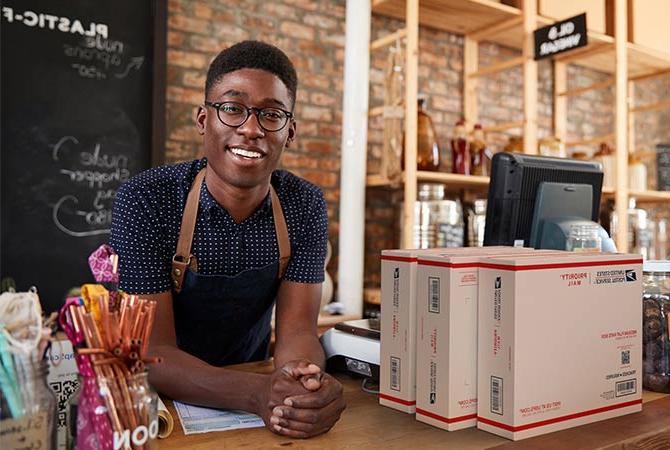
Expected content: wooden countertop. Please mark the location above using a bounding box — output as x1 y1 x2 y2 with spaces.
159 361 670 449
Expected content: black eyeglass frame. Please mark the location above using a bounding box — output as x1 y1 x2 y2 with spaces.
204 101 294 132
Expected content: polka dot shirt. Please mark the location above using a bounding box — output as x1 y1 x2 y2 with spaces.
110 158 327 294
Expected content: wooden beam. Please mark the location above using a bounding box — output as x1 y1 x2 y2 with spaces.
558 79 615 97
463 36 479 128
628 82 635 156
554 43 613 64
522 0 537 155
370 28 407 51
554 61 567 143
402 0 418 249
484 120 524 133
468 56 524 78
629 67 670 83
565 133 615 147
614 0 628 252
629 99 670 114
468 16 523 42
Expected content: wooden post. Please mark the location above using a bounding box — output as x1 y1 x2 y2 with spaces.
464 36 478 129
402 0 419 249
554 61 567 144
614 0 628 252
522 0 538 154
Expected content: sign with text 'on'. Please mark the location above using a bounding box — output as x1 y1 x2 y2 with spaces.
534 13 588 60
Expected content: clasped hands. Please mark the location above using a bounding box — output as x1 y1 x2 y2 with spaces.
258 359 345 438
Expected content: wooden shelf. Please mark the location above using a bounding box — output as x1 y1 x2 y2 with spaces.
372 0 670 77
630 190 670 202
366 171 490 190
372 0 520 36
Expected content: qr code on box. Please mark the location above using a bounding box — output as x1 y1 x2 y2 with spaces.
621 350 630 365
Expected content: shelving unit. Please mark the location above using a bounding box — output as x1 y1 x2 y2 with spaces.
367 0 670 254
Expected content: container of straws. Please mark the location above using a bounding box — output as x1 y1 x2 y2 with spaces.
60 290 160 450
0 291 58 450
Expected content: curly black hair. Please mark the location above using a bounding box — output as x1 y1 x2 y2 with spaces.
205 40 298 107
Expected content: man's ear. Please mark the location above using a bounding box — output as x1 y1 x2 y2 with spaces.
196 105 206 135
285 120 297 147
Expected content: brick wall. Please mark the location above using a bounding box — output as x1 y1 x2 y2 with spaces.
164 1 668 299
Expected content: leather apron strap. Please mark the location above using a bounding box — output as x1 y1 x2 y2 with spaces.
171 168 291 293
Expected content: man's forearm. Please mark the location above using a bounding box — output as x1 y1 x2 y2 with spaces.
273 332 325 370
149 344 266 413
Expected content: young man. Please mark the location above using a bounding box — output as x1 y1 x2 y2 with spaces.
110 40 345 438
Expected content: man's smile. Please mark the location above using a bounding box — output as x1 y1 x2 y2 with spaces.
227 145 266 160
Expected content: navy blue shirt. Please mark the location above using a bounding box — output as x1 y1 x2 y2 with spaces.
110 158 327 294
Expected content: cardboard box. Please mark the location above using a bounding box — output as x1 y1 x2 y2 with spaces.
380 246 518 413
477 253 643 440
628 0 670 53
414 248 562 430
539 0 607 35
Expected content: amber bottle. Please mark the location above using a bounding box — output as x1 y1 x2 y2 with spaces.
470 124 488 176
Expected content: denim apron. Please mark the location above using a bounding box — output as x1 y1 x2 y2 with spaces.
170 168 291 366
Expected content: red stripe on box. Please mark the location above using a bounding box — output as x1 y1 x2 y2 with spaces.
381 255 417 263
477 399 642 432
417 260 480 268
479 259 642 271
416 408 477 423
378 393 416 406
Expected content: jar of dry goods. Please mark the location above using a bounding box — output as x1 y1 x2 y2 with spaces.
643 260 670 392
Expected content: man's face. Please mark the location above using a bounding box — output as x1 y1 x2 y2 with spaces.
196 68 296 189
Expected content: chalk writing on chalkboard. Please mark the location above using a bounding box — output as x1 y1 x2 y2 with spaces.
50 135 130 237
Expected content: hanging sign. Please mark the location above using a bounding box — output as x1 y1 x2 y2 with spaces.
534 13 588 60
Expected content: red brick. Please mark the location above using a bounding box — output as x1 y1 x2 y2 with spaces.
302 74 331 90
168 49 208 69
303 13 338 30
299 105 332 122
168 14 211 34
183 70 206 89
169 124 202 142
193 4 214 19
279 21 315 41
318 123 341 138
167 86 203 105
264 3 298 20
303 139 335 153
282 0 318 11
189 35 223 53
310 92 336 107
301 171 338 188
280 152 319 169
296 122 318 137
241 13 276 30
167 31 186 47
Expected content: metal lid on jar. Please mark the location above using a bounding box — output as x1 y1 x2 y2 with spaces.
643 260 670 273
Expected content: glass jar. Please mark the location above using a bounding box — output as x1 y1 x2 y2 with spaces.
642 260 670 392
566 223 602 252
0 356 57 450
466 199 487 247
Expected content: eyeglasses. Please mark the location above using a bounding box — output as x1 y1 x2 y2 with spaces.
204 101 293 132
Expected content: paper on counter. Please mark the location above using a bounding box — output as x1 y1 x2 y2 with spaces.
157 396 174 438
173 400 264 435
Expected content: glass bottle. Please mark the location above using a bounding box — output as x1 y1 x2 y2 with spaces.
451 119 470 175
566 223 602 252
0 356 58 450
642 260 670 392
401 96 441 172
470 124 488 176
416 96 440 171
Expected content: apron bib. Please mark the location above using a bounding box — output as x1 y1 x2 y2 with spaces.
170 168 290 366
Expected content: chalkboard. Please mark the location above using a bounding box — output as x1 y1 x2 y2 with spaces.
1 1 165 312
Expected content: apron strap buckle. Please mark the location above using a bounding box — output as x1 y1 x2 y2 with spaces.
171 253 197 294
